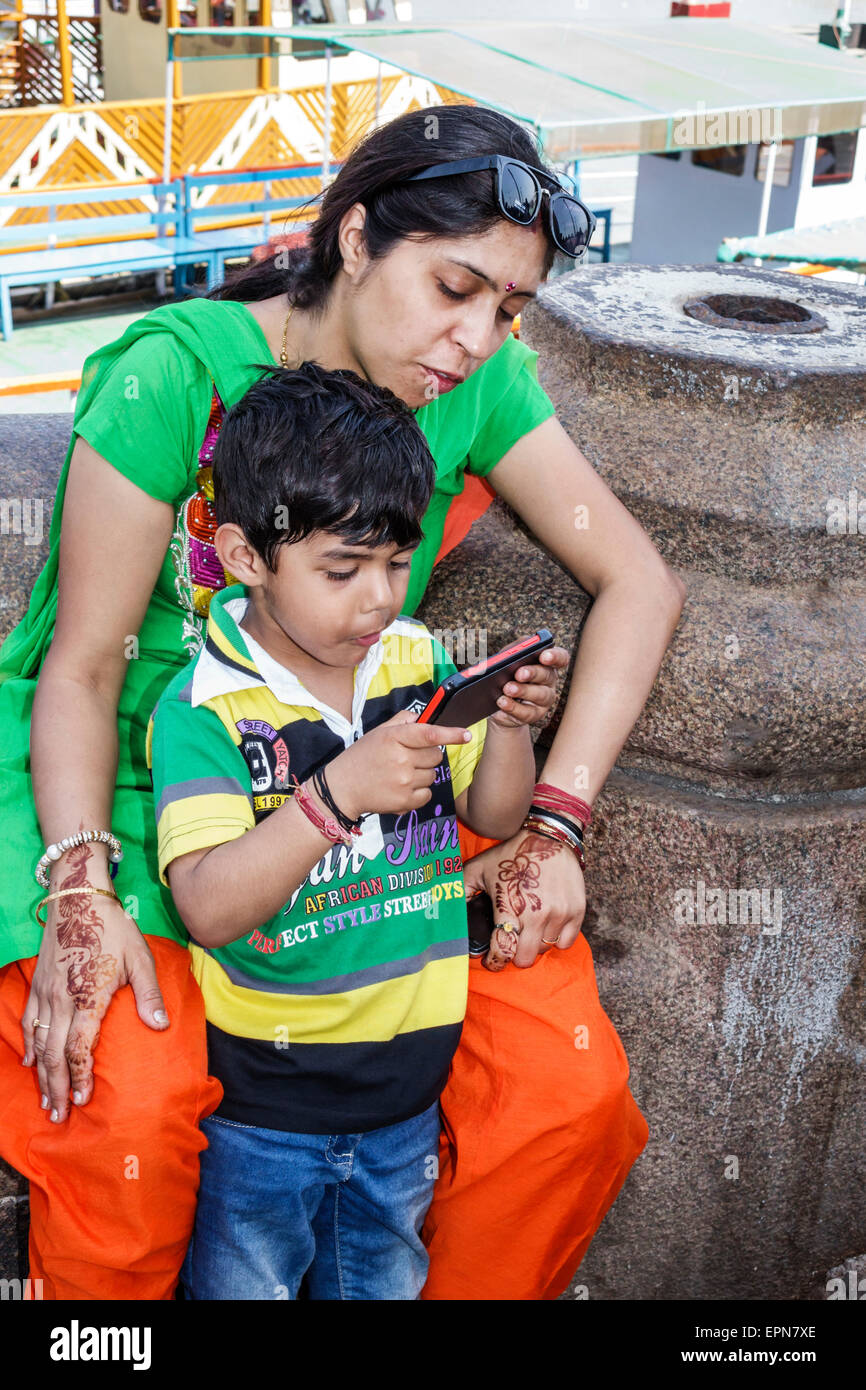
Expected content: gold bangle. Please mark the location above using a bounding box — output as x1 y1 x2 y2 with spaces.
523 817 586 870
35 886 121 929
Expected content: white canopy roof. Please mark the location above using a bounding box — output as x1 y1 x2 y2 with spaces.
170 19 866 161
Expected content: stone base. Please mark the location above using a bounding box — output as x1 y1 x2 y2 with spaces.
570 769 866 1300
0 1159 29 1285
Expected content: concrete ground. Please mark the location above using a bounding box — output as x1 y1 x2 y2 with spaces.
0 297 159 415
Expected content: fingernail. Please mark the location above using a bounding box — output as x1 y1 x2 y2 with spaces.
73 1091 83 1105
463 731 471 741
50 1109 59 1123
154 1010 168 1024
41 1094 49 1109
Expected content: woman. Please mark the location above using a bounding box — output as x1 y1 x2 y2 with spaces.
0 104 683 1300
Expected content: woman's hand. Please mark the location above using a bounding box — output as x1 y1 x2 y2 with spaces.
22 864 169 1123
463 828 586 972
489 642 568 732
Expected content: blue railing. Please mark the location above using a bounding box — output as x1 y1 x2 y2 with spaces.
0 168 613 340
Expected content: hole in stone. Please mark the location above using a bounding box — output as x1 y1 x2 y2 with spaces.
682 294 827 335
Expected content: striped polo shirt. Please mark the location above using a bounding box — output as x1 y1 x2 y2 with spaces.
145 583 486 1134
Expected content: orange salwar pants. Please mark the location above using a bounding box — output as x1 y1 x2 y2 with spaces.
419 824 649 1301
420 487 648 1297
0 937 222 1300
0 852 646 1303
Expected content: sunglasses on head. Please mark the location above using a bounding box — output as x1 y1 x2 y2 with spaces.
403 154 596 259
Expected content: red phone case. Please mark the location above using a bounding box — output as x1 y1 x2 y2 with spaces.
417 630 554 727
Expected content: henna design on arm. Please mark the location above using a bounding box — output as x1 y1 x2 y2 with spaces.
54 846 119 1012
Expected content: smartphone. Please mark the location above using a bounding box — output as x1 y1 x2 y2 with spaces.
416 629 554 728
466 891 495 956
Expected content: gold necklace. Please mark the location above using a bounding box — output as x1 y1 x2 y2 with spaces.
280 302 296 367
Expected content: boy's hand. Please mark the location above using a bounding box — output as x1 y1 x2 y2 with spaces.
489 643 568 730
326 711 472 819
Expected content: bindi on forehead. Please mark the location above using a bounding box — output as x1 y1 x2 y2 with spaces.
444 256 536 299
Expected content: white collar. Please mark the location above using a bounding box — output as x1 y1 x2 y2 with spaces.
191 596 396 742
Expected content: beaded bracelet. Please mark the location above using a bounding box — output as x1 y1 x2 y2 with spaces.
35 829 123 890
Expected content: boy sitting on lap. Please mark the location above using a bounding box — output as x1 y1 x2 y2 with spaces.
146 363 555 1301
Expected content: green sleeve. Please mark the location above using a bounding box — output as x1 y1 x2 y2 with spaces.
146 690 255 889
74 332 213 506
429 636 488 802
465 337 557 478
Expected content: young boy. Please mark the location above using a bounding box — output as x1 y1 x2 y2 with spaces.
146 363 555 1301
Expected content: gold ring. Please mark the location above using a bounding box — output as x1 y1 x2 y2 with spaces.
494 921 520 935
542 935 561 944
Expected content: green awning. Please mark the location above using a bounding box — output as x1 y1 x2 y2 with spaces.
169 19 866 161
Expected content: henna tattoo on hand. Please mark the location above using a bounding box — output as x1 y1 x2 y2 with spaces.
482 833 564 972
492 831 563 921
54 847 118 1012
484 924 520 972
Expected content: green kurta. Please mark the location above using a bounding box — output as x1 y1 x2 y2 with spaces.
0 297 556 968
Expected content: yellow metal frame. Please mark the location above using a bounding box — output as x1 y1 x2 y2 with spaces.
0 76 465 194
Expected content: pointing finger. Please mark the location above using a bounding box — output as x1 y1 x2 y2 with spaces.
404 724 472 747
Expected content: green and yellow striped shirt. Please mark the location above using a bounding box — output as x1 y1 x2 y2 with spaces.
146 583 486 1133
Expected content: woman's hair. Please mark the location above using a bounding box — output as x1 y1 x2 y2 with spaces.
212 361 436 572
210 103 561 310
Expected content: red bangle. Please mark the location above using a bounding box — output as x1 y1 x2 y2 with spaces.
533 802 588 836
533 782 593 828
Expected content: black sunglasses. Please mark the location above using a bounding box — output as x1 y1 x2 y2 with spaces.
403 155 596 259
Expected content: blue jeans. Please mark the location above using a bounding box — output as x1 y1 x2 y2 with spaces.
183 1102 441 1300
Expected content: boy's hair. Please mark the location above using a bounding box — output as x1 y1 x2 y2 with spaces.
213 362 436 571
